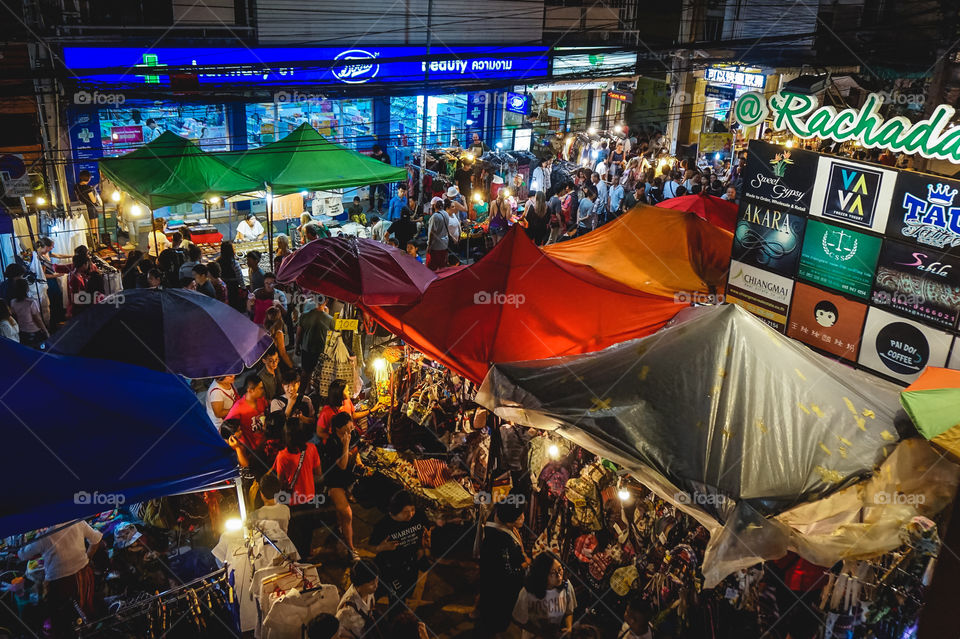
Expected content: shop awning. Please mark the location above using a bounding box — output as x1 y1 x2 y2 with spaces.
363 226 681 384
99 132 263 209
0 339 238 537
543 204 733 298
213 122 408 196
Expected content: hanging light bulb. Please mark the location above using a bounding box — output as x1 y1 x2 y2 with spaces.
209 196 221 205
614 124 623 134
129 204 143 217
547 444 560 459
224 518 243 532
111 190 121 202
35 196 46 206
617 477 631 502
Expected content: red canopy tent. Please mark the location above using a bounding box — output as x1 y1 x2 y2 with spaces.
655 193 738 232
363 227 682 384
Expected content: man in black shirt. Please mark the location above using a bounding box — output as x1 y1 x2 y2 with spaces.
74 171 101 234
386 207 418 250
368 490 429 616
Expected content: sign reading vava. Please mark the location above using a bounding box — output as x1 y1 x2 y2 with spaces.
741 140 817 213
733 90 960 164
731 202 807 278
808 156 896 232
887 171 960 249
858 307 953 383
798 219 882 300
725 260 794 332
871 240 960 330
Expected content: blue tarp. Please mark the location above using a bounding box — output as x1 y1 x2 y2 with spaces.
0 339 238 537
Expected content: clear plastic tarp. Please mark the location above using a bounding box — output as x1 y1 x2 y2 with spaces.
477 305 959 586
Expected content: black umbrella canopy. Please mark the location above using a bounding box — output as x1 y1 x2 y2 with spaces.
49 288 273 378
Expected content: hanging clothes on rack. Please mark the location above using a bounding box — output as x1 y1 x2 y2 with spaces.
261 585 340 639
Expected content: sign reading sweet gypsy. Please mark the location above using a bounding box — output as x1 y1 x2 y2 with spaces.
731 202 807 278
798 220 883 300
871 240 960 329
740 140 817 213
733 91 960 163
886 172 960 249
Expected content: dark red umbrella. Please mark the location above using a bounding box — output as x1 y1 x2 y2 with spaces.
655 193 738 232
276 236 437 305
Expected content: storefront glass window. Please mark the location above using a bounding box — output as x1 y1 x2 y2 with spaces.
567 90 589 131
389 94 468 165
246 99 374 150
98 103 229 156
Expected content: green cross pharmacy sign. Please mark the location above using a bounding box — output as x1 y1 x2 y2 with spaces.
733 91 960 163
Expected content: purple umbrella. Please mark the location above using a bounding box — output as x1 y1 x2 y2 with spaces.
276 236 436 306
49 288 273 378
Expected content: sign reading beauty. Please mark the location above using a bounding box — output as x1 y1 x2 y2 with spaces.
734 90 960 163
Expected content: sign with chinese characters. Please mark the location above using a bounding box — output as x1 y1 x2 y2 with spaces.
858 307 954 383
808 157 896 232
62 46 550 87
740 140 818 213
732 202 807 278
705 66 766 89
799 220 882 300
871 240 960 329
725 260 794 332
733 90 960 164
787 283 868 361
886 171 960 249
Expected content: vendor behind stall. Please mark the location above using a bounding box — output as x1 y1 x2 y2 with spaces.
18 521 103 637
236 214 265 242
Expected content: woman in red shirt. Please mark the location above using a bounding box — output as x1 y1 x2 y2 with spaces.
314 379 374 443
271 422 322 559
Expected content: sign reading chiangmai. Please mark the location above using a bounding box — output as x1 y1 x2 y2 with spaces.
734 91 960 163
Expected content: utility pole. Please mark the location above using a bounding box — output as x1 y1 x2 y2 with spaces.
418 0 434 212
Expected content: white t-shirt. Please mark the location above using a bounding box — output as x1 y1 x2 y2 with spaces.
512 582 577 639
619 623 652 639
595 161 609 179
446 212 461 242
206 381 239 428
147 229 171 256
0 318 19 342
18 521 103 581
251 503 290 534
371 220 391 242
237 218 265 241
336 584 375 639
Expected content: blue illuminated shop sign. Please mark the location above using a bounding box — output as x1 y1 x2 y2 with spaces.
505 92 530 115
62 46 550 86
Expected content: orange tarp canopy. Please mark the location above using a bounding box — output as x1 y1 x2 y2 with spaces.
543 204 734 298
364 226 681 384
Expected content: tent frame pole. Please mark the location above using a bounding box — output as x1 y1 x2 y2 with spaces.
266 184 274 269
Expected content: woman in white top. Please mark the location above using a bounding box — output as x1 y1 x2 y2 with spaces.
513 552 576 639
0 299 19 342
336 560 379 639
205 374 238 428
147 218 171 258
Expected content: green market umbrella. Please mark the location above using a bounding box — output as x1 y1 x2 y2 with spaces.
99 132 262 209
901 367 960 460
